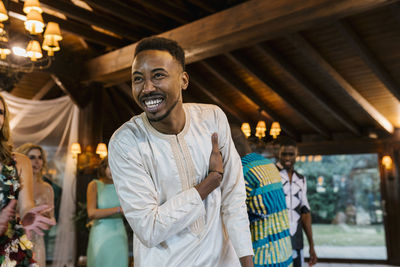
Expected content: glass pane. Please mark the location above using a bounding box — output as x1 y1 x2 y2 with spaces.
295 154 387 260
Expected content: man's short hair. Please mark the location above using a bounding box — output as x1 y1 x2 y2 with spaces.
279 137 297 148
134 37 185 70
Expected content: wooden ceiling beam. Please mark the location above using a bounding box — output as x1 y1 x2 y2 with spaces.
335 20 400 102
197 61 299 139
189 75 247 123
39 0 140 41
186 0 217 13
83 0 395 84
225 52 331 139
83 0 163 33
32 78 55 100
287 33 394 134
258 43 362 136
7 1 127 48
130 0 192 24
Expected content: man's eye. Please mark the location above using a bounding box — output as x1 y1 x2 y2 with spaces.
154 73 165 79
133 76 143 83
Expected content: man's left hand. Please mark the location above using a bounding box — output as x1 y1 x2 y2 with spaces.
239 255 253 267
309 246 317 266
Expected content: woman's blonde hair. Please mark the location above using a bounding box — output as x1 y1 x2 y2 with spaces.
0 94 13 163
15 143 48 174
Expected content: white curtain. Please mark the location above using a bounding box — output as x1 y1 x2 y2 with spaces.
2 91 79 267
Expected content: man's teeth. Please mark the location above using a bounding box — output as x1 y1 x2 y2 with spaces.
145 99 163 108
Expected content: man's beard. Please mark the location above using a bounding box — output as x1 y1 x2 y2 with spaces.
148 95 180 122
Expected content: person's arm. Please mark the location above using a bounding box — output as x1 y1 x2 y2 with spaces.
109 133 206 248
0 199 17 235
15 153 35 218
86 180 121 220
215 108 254 265
15 153 55 238
300 176 317 266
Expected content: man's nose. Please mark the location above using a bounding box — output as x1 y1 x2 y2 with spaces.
142 79 156 94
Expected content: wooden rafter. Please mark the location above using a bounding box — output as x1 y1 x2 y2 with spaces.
83 0 395 83
186 0 216 13
130 0 192 24
83 0 163 33
287 33 394 134
258 43 361 136
189 75 247 123
225 52 331 138
32 79 55 100
7 1 127 48
196 61 299 139
39 0 140 41
335 20 400 102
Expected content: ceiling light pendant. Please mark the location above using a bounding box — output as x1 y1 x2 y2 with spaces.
25 10 44 34
255 120 266 139
270 121 281 139
44 22 62 41
42 38 59 56
0 41 10 59
26 40 42 61
241 122 251 138
23 0 43 14
0 0 8 22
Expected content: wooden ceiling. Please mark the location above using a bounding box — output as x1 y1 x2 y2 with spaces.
2 0 400 143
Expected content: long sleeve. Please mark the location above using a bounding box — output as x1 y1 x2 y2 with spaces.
108 133 206 248
216 108 254 258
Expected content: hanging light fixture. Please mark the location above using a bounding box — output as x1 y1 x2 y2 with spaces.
42 22 61 56
270 122 281 139
0 43 10 59
0 0 62 72
26 39 42 61
23 0 43 14
25 10 44 34
241 122 251 138
0 0 8 22
255 120 266 139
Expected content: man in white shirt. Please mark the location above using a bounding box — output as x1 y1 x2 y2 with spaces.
108 37 254 267
277 138 317 267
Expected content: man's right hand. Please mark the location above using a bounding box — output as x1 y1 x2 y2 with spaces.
208 133 223 174
195 133 224 200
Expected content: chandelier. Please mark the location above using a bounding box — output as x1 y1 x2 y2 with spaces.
0 0 62 73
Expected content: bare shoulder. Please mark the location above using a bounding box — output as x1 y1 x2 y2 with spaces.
87 180 98 192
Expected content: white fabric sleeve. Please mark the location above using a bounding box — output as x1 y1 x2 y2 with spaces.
216 108 254 258
109 136 206 248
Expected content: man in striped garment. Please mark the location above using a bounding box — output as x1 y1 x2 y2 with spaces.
231 126 293 267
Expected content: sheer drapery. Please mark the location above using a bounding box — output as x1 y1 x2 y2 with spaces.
2 92 79 267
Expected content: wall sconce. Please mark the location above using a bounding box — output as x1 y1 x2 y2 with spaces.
71 142 81 158
241 122 251 138
255 120 266 139
270 122 281 139
96 143 108 159
382 155 393 170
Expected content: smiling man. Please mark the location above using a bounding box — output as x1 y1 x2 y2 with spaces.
277 138 317 267
108 37 254 267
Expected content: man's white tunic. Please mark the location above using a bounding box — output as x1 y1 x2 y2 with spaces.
109 103 253 267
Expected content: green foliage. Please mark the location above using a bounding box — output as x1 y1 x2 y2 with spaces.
295 154 380 224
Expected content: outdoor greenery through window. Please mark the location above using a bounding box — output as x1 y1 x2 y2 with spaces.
295 153 386 260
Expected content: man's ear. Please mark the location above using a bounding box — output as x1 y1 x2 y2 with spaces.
181 72 189 90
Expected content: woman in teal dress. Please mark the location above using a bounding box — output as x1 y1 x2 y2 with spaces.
86 156 128 267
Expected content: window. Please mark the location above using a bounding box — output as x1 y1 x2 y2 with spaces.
296 154 386 260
